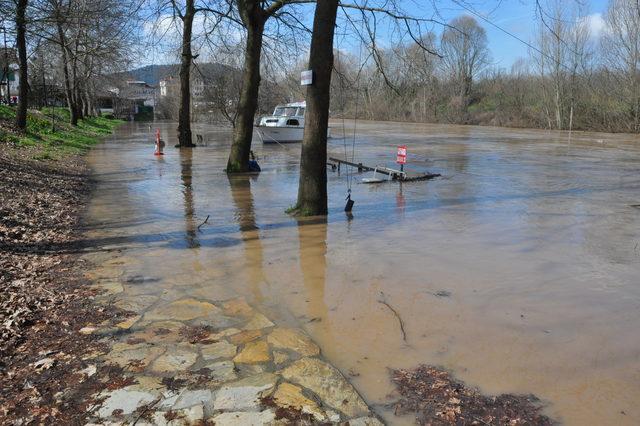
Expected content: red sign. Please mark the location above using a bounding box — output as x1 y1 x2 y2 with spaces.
396 145 407 164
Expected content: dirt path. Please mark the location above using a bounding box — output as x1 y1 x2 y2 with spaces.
0 146 131 424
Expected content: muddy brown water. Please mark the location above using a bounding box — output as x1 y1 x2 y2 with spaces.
84 120 640 425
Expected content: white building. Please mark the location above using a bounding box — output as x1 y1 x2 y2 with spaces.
158 75 205 98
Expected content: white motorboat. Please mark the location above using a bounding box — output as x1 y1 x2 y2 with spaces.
256 101 330 144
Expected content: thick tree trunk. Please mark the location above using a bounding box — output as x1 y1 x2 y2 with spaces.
177 0 196 148
293 0 339 216
72 62 84 121
61 59 79 125
15 0 28 129
83 92 90 117
461 75 472 100
226 6 264 173
75 89 84 120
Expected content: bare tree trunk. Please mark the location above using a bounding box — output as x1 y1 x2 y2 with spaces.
293 0 339 216
633 62 640 132
554 82 562 129
72 58 84 121
422 86 426 122
634 88 640 133
177 0 196 147
74 86 84 120
84 88 93 117
2 24 10 104
83 91 90 117
55 19 79 126
227 3 264 173
15 0 28 129
634 39 640 132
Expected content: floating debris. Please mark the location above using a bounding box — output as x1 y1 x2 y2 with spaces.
378 292 407 343
432 290 452 298
328 157 440 182
390 365 555 425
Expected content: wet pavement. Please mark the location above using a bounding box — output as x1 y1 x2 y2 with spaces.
82 258 378 424
82 121 640 425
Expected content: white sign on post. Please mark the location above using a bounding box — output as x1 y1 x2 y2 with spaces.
300 70 314 86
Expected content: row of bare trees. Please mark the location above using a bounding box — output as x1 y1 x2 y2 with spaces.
115 0 458 214
3 0 443 214
1 0 139 128
269 0 638 134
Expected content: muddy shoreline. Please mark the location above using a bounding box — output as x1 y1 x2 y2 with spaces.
0 145 131 424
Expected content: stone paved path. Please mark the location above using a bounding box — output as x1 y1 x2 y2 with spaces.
80 251 383 425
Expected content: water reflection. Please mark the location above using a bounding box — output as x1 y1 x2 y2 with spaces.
154 153 166 178
88 121 640 426
396 183 405 214
179 149 199 248
228 175 265 304
297 218 329 325
441 135 470 173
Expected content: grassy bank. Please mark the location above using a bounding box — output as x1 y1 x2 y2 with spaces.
0 106 122 158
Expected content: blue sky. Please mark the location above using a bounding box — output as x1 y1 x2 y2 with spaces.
419 0 610 68
141 1 611 69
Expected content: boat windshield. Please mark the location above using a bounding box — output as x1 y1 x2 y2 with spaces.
273 106 301 117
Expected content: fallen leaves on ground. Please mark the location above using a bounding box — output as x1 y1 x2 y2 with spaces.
0 143 130 424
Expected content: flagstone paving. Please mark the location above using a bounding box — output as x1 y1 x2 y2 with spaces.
81 252 383 425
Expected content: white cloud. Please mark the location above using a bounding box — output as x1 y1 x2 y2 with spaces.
579 13 606 39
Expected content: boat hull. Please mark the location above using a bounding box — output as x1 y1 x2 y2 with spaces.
256 126 332 144
257 126 304 143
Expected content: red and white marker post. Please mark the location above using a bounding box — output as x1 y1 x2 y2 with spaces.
396 145 407 171
154 129 165 156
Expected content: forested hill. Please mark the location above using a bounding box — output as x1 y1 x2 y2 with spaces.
125 64 176 85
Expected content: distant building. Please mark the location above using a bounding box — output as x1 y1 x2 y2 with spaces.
159 76 178 98
99 80 157 120
120 80 156 107
159 74 205 99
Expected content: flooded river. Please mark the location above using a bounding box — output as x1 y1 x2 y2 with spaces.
85 120 640 425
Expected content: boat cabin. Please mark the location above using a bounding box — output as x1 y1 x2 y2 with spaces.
259 102 306 128
256 100 329 144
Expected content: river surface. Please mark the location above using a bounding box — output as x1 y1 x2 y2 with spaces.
85 120 640 425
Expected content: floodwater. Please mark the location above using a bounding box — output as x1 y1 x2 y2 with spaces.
84 120 640 425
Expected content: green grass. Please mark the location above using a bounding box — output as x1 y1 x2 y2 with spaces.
0 105 122 158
